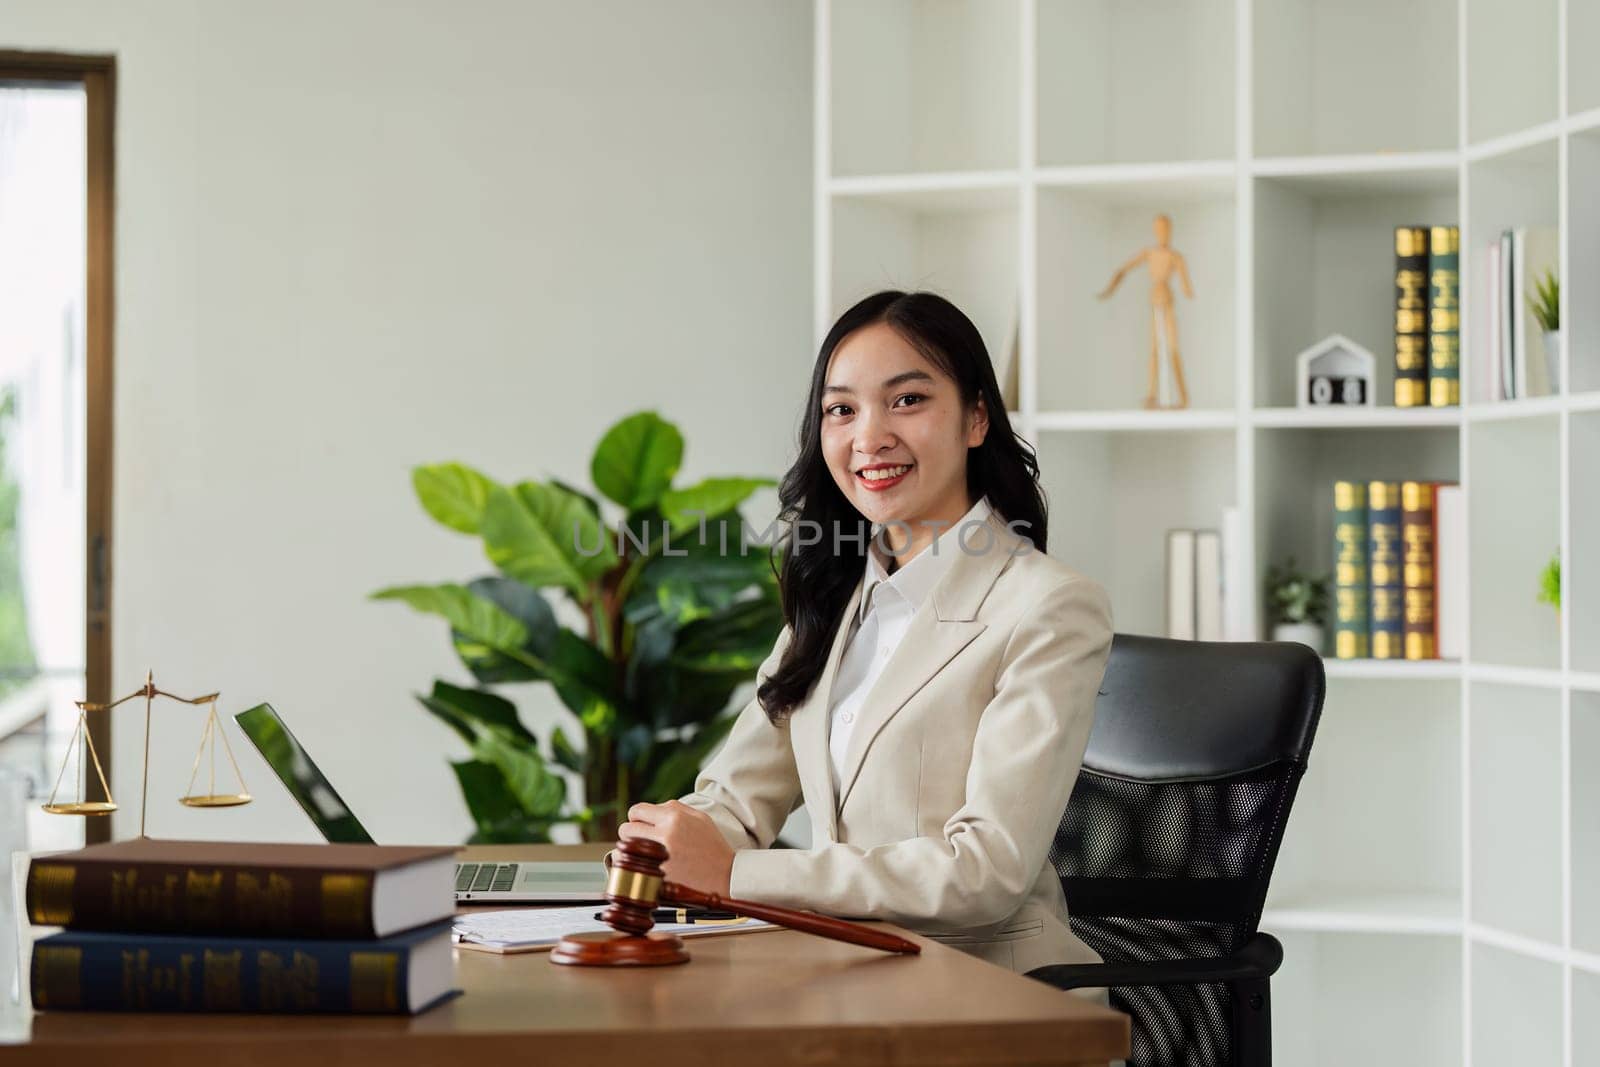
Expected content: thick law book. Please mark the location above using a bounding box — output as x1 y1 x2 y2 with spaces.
1368 481 1404 659
1333 481 1370 660
1401 481 1438 660
1428 226 1460 407
1394 226 1430 407
30 919 456 1014
26 839 455 938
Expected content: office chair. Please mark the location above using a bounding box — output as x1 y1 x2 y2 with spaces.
1026 634 1325 1067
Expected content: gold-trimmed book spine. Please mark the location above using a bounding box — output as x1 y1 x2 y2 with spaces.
1395 226 1430 407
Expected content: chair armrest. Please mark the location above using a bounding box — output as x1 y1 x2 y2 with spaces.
1025 932 1284 991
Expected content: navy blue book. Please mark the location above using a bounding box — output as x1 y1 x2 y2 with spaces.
31 919 456 1014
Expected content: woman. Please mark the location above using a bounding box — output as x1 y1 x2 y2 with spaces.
619 290 1114 983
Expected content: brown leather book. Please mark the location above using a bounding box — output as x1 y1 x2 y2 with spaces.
26 838 455 939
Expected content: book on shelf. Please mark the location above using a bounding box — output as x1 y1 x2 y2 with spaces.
1395 224 1461 408
1166 528 1226 642
1333 480 1370 659
1401 480 1437 660
30 920 456 1015
1331 479 1461 662
1393 226 1430 408
1487 226 1558 400
1428 226 1460 407
25 838 456 938
1367 481 1403 659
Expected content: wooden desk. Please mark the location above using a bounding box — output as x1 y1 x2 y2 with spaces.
1 844 1129 1067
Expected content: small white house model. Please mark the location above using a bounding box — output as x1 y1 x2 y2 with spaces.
1296 334 1376 408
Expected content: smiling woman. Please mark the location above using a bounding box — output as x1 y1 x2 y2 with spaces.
618 292 1116 995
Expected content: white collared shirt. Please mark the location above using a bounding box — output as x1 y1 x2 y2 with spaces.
827 495 995 796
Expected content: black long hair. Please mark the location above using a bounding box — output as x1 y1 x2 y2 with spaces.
756 290 1048 723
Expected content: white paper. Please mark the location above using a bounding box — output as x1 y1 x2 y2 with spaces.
452 905 772 949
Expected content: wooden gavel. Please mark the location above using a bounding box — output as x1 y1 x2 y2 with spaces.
550 837 921 966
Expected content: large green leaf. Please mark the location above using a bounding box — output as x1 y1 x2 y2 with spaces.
452 576 559 684
412 463 497 535
419 681 536 746
642 715 738 801
481 482 616 593
628 512 776 625
372 584 528 650
658 477 774 536
590 412 683 511
672 596 784 675
471 728 566 818
451 759 528 828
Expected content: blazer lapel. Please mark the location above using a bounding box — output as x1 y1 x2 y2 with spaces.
833 509 1023 814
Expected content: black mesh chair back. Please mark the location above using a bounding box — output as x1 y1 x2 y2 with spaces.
1041 634 1324 1067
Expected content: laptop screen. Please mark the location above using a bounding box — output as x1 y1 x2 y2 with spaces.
234 703 375 844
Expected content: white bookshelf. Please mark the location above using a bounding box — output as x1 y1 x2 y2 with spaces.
815 1 1597 1063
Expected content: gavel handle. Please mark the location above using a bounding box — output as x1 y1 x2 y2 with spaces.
659 881 921 955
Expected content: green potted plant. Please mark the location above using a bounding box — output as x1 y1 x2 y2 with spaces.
374 411 784 843
1527 267 1560 392
1264 556 1331 652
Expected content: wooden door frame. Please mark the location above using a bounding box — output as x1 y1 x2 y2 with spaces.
0 50 116 844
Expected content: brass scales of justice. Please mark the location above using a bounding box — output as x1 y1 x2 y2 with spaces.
43 670 251 836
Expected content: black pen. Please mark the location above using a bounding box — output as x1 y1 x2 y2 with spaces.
591 908 741 924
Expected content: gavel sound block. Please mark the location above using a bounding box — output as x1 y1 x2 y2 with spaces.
551 837 921 967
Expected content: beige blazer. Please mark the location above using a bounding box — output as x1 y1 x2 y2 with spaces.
679 506 1115 976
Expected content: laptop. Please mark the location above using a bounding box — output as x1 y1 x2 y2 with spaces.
234 703 609 903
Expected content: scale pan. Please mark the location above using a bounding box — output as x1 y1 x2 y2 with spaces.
179 793 251 808
41 801 117 815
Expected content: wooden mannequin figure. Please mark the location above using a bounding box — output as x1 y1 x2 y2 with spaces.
1097 213 1194 409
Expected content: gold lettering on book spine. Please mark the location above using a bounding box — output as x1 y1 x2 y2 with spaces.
258 948 321 1010
28 864 75 925
33 946 82 1008
1335 631 1368 658
321 873 372 934
237 871 294 929
203 948 243 1010
186 869 225 926
349 951 399 1012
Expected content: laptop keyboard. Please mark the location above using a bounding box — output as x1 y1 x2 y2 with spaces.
454 863 517 893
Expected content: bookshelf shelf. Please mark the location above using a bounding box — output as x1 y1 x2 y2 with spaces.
1263 890 1462 936
1250 406 1462 428
817 4 1591 1061
1462 121 1563 163
1033 159 1235 194
1249 152 1459 195
827 171 1021 200
1464 663 1567 689
1321 657 1462 680
1033 409 1237 432
1465 395 1567 421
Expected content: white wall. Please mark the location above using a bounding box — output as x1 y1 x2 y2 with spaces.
1 0 813 844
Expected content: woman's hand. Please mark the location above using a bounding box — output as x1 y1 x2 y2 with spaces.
618 800 735 897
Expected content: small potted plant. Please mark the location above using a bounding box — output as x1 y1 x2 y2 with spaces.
1265 556 1331 652
1527 267 1560 392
